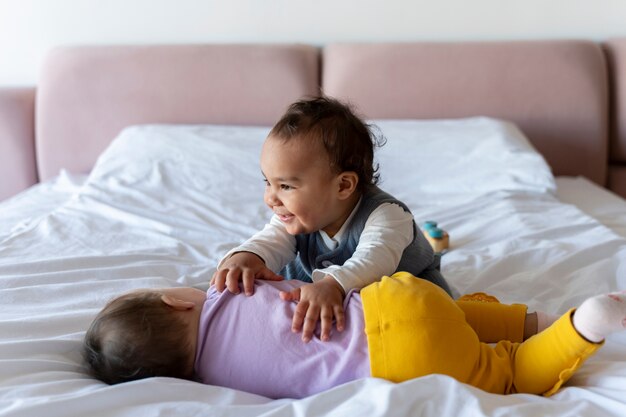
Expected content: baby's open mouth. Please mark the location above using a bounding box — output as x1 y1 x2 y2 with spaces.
277 213 295 222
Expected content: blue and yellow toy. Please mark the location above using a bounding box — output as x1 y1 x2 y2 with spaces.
421 221 450 253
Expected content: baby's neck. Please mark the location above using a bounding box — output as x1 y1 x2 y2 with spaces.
323 192 361 238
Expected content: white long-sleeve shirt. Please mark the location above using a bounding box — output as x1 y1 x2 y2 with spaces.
219 201 415 292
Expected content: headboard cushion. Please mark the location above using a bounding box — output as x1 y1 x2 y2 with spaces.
606 39 626 163
0 88 36 200
604 39 626 196
323 41 608 185
36 44 319 180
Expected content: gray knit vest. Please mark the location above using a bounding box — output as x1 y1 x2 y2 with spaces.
280 186 451 295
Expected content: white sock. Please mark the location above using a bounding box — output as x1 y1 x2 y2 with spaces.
572 291 626 343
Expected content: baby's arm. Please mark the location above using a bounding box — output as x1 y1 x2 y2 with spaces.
282 204 413 343
213 216 296 295
314 203 415 291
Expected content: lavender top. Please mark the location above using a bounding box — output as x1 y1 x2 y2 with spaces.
194 280 370 399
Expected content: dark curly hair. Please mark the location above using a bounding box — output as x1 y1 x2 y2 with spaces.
83 291 194 385
269 96 385 193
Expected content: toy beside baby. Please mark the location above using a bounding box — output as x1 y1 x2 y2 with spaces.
421 220 450 253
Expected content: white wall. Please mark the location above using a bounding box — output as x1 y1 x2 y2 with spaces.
1 0 625 86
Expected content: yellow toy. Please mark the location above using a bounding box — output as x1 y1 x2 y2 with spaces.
421 221 450 253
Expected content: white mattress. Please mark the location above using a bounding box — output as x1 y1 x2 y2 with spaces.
1 120 626 417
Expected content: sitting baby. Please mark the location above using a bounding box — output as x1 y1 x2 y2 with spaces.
83 272 626 399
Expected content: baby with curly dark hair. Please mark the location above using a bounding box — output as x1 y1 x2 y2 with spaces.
212 96 451 344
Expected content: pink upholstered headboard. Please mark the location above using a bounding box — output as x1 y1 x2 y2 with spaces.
0 88 36 199
36 44 319 180
323 41 609 185
605 39 626 196
2 40 618 202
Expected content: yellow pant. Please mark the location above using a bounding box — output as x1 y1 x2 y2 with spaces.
457 293 527 343
361 272 601 395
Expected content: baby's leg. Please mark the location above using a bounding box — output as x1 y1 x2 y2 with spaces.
510 291 626 395
456 298 527 342
362 273 508 388
456 297 558 343
363 274 621 396
506 310 600 395
363 273 534 393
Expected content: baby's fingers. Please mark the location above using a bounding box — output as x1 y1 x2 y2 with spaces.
279 287 301 302
212 269 228 292
334 305 345 332
242 269 255 296
225 269 242 294
320 305 335 342
257 268 284 282
291 301 308 334
300 304 321 343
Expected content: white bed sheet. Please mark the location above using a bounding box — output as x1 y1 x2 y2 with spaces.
1 122 626 417
0 171 86 241
556 176 626 240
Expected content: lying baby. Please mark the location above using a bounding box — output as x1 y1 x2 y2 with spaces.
83 272 626 399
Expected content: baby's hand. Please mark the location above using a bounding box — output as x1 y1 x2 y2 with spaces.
211 251 283 296
279 276 345 343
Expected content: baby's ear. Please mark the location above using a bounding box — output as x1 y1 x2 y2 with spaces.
161 295 195 311
337 171 358 198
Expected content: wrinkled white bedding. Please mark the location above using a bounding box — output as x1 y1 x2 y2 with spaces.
1 119 625 417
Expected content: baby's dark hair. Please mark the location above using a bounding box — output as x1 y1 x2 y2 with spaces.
83 291 194 385
269 96 385 193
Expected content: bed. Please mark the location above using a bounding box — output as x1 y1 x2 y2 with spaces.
1 41 626 417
